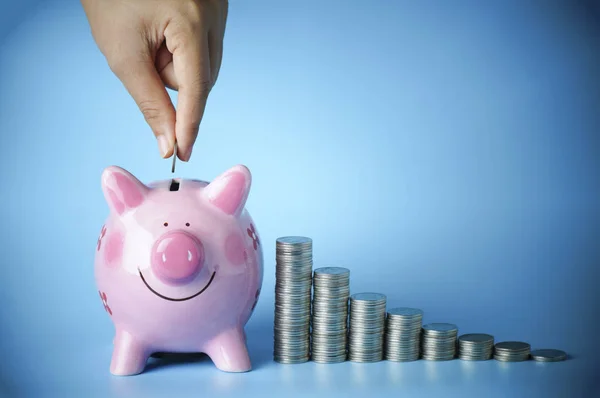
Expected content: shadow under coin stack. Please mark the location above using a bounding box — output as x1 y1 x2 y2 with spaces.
493 341 531 362
384 307 423 362
421 323 459 361
458 333 494 361
310 267 351 363
348 293 387 362
273 237 313 364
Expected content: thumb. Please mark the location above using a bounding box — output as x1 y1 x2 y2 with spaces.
110 53 176 158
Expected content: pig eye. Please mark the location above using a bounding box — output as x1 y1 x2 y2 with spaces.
163 222 168 227
185 223 190 227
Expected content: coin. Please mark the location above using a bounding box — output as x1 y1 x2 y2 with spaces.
494 341 530 351
530 349 567 362
171 141 177 173
422 323 458 334
273 236 313 364
493 341 531 362
385 307 423 362
348 293 387 363
458 333 494 361
310 267 350 363
421 323 458 361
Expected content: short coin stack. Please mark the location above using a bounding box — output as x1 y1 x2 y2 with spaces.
421 323 459 361
458 333 494 361
493 341 531 362
310 267 351 363
384 307 423 362
348 293 387 362
273 236 313 364
530 349 567 362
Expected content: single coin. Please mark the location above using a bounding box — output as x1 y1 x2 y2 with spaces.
387 307 424 318
276 236 313 245
171 141 177 173
314 267 350 276
422 323 458 333
530 349 567 362
459 334 494 343
351 292 387 302
494 341 530 352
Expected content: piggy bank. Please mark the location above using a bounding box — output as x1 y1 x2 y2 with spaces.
94 164 263 376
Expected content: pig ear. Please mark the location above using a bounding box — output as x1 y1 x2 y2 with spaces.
101 166 148 216
202 165 252 217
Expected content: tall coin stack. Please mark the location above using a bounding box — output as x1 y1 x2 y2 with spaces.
458 333 494 361
273 236 313 364
348 293 387 362
384 307 423 362
421 323 459 361
310 267 350 363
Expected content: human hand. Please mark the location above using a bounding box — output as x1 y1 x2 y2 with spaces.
81 0 228 161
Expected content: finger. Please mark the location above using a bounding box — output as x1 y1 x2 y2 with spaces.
155 42 177 90
208 28 223 86
111 53 176 158
165 26 211 162
159 62 177 91
209 1 227 86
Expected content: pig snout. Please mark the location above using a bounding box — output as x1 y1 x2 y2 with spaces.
150 231 205 285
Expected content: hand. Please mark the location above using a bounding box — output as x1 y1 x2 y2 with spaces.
81 0 228 161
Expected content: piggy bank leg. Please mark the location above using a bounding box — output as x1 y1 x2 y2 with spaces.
110 329 150 376
204 327 251 373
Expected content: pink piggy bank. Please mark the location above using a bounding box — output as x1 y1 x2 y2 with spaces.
94 164 263 376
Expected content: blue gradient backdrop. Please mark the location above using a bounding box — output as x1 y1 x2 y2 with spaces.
1 0 599 397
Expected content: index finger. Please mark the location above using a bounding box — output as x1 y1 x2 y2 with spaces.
166 29 211 161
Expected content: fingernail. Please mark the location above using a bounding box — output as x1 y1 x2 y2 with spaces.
180 146 193 162
157 135 170 158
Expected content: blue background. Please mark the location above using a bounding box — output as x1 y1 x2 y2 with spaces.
1 0 599 397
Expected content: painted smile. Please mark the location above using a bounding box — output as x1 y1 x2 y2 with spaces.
138 268 216 302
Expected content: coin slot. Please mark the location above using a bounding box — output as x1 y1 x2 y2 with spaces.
169 179 180 192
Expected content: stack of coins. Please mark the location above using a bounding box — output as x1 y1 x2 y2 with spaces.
458 333 494 361
493 341 531 362
530 349 567 362
310 267 351 363
421 323 459 361
348 293 387 362
273 236 313 364
384 307 423 362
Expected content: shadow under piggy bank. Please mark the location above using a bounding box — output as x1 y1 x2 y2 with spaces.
141 319 274 374
145 352 211 373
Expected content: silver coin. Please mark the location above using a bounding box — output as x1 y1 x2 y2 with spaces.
493 354 530 362
171 141 178 173
351 292 387 302
422 323 458 333
494 341 530 352
274 357 310 364
387 307 424 318
420 322 458 361
310 265 349 363
459 334 494 343
457 333 494 361
493 352 530 358
314 266 350 276
276 236 313 246
347 292 386 363
274 237 313 363
530 349 567 362
386 356 420 362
